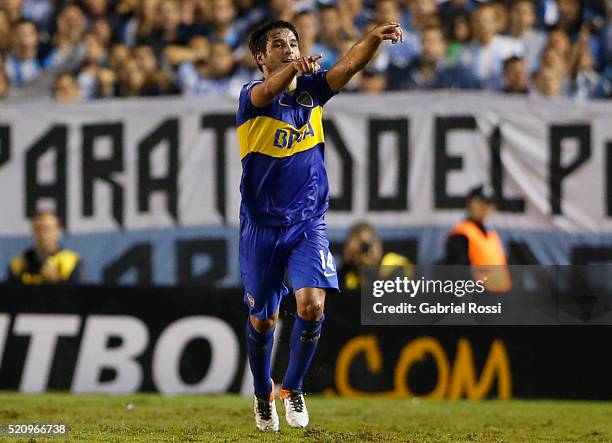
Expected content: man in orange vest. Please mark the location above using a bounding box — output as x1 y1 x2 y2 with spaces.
443 185 511 291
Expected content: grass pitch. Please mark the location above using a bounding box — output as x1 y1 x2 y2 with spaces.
1 393 611 442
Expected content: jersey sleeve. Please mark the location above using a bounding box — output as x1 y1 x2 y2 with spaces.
236 80 263 126
307 70 337 106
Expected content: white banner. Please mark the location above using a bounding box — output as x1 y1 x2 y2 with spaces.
1 92 611 284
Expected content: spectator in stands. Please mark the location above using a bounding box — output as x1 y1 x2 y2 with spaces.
178 40 249 97
134 44 158 79
532 64 563 97
557 0 583 36
502 56 529 94
133 44 178 96
0 10 12 54
208 0 241 49
77 32 107 99
1 0 23 24
140 0 188 56
95 67 116 97
317 4 345 66
232 0 264 34
601 1 612 74
164 34 210 69
4 19 42 87
491 2 510 34
339 222 413 291
0 0 602 100
439 0 479 26
116 57 146 96
540 45 570 92
557 0 602 69
333 37 361 92
570 31 609 98
54 72 81 102
91 16 114 48
190 0 215 31
375 0 421 71
459 3 523 89
404 0 438 33
337 0 372 38
388 24 479 90
7 211 82 284
0 57 9 97
44 4 87 69
294 10 336 71
190 35 211 62
445 10 471 62
508 0 547 73
109 43 130 71
83 0 109 18
547 29 572 64
357 67 387 94
123 0 158 47
266 0 294 23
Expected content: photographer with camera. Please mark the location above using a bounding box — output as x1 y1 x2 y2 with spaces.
339 222 413 291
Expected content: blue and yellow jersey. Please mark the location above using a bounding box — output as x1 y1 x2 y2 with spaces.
236 71 337 226
8 248 82 285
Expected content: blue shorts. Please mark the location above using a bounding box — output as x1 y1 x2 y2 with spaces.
239 215 339 320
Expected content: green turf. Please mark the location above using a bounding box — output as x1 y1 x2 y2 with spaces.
1 393 611 442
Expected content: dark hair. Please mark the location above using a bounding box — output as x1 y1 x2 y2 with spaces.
248 20 299 72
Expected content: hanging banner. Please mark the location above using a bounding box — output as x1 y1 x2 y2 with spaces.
1 93 611 285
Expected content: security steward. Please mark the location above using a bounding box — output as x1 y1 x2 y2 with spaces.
443 185 511 292
7 211 82 284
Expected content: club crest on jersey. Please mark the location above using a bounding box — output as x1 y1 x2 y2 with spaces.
296 91 314 107
246 293 255 308
273 122 315 149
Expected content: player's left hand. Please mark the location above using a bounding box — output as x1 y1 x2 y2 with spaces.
369 22 404 45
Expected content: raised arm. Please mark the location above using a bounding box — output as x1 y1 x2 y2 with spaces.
250 55 323 107
326 23 403 92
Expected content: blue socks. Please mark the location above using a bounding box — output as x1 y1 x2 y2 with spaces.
246 319 274 398
282 314 325 391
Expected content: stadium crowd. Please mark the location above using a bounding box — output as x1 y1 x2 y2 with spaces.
0 0 610 101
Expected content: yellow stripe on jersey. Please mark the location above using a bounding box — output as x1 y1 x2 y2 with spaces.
237 106 325 160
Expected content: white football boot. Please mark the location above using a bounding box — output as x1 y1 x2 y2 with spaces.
279 388 309 428
253 384 280 432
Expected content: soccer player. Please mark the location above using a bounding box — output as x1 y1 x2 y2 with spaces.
237 19 403 432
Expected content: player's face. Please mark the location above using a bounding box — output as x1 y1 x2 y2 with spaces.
259 28 300 75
